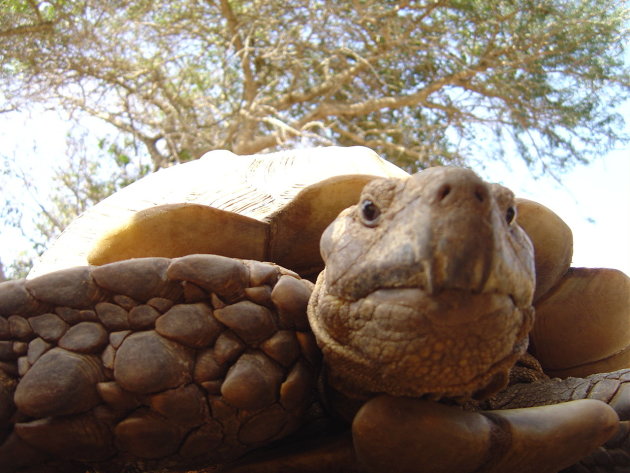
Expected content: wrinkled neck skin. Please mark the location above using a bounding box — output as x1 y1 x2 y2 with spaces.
307 167 535 403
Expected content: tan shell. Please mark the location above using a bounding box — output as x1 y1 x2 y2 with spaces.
531 267 630 378
30 147 408 278
515 198 573 302
516 198 630 377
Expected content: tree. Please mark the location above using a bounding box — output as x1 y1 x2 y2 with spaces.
0 0 628 277
1 0 627 171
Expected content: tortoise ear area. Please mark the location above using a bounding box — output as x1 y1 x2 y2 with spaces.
88 204 269 265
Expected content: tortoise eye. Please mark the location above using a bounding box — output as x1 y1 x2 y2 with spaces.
360 199 381 226
505 206 516 225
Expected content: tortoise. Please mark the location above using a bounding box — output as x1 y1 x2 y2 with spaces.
0 146 629 473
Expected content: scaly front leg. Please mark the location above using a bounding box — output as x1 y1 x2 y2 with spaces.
353 393 622 473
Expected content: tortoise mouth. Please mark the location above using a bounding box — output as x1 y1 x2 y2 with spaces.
327 264 529 311
308 283 534 400
364 287 521 329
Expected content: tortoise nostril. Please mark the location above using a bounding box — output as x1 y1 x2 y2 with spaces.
438 184 451 201
474 188 485 203
436 183 488 205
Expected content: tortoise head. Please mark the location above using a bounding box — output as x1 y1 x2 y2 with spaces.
307 167 536 401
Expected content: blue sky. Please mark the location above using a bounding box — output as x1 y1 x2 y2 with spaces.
1 109 628 277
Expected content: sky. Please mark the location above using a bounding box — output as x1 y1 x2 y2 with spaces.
479 145 629 276
0 109 629 278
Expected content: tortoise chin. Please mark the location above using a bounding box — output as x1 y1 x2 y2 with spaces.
308 272 534 401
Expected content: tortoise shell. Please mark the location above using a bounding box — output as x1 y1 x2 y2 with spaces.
30 146 407 279
30 146 630 378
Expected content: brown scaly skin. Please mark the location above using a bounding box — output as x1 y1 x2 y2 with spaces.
0 256 320 472
0 167 628 473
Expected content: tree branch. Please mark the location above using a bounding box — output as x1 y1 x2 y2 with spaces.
218 0 260 145
0 21 54 38
332 121 429 164
265 49 379 112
